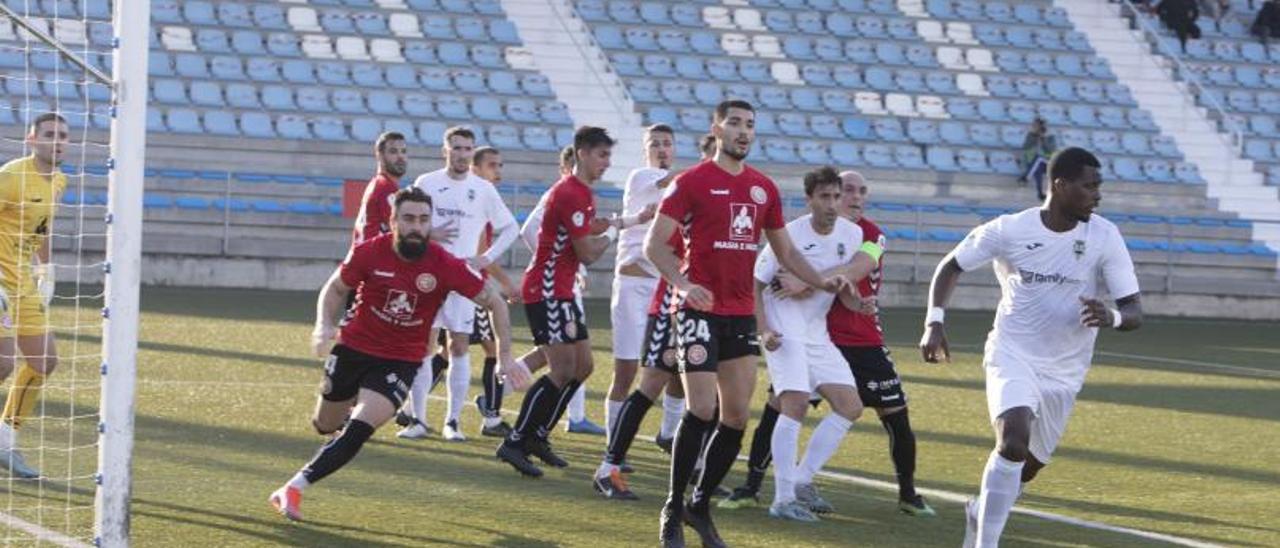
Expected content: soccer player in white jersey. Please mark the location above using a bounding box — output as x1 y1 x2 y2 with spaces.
401 126 521 442
919 147 1143 547
754 166 880 522
605 124 675 442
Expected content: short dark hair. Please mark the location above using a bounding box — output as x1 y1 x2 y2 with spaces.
1046 147 1101 185
29 112 66 135
699 133 716 155
393 186 433 211
573 126 615 152
559 145 576 170
375 131 406 153
646 124 674 137
802 166 842 197
713 100 754 123
473 146 500 164
443 126 476 144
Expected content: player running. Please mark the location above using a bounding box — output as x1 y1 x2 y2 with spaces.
721 170 934 517
496 127 620 477
402 127 520 442
268 187 525 521
0 113 68 479
645 100 852 547
919 148 1143 547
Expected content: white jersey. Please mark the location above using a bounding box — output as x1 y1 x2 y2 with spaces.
754 215 863 343
615 167 668 275
413 168 517 263
954 208 1139 387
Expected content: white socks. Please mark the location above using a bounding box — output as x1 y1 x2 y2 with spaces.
797 413 853 485
568 383 587 422
659 395 684 439
287 472 310 491
445 352 470 424
976 451 1025 547
605 399 623 443
409 358 432 424
771 415 802 505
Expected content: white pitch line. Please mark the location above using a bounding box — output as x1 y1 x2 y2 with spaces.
0 512 92 548
1094 351 1280 378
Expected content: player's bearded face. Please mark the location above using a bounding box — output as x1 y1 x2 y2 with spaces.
715 110 755 161
393 203 431 259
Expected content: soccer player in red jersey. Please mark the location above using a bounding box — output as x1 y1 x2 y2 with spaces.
351 132 407 247
268 188 525 521
645 100 853 547
496 127 620 478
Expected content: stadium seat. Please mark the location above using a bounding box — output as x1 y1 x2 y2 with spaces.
437 95 469 118
152 79 187 105
240 112 275 137
204 110 239 136
764 139 799 163
798 141 830 164
262 85 296 110
907 119 939 144
166 108 201 133
863 144 894 167
183 1 215 24
196 28 230 53
190 81 223 107
541 101 572 125
926 146 957 171
893 145 925 169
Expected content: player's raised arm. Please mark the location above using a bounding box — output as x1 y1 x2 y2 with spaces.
311 268 353 357
764 227 849 294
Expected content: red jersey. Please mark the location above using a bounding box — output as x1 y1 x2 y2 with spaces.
521 175 595 303
647 232 685 316
827 217 886 347
338 234 485 362
658 161 784 316
351 173 400 248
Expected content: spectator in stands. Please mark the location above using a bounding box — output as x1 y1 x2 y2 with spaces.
1156 0 1201 51
1252 0 1280 42
1021 118 1056 201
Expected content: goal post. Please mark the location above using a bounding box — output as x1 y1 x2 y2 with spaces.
95 0 148 544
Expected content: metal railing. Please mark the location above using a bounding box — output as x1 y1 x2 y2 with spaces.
1118 0 1246 153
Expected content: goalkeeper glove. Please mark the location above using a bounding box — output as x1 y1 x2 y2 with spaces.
34 262 53 306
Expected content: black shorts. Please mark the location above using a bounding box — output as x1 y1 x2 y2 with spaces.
525 298 588 346
838 345 907 408
675 310 759 374
470 307 494 344
641 312 680 374
321 344 419 408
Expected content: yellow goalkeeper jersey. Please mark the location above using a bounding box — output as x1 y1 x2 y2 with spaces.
0 156 65 286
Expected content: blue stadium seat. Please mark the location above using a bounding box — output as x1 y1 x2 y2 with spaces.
861 144 893 167
798 141 830 164
830 141 861 165
894 145 925 169
218 2 252 27
166 108 201 133
384 119 418 144
754 112 779 136
1000 125 1025 147
436 94 469 118
1122 132 1152 156
908 119 939 144
630 80 660 102
313 62 347 86
418 121 446 145
490 19 520 44
240 112 275 137
661 80 694 104
986 75 1015 98
524 126 557 151
312 117 347 141
692 82 722 106
455 69 488 93
204 110 239 135
609 1 642 23
784 36 814 60
382 65 416 89
499 97 533 123
417 67 451 91
800 65 833 87
977 99 1006 122
456 17 488 41
278 60 313 84
969 124 998 147
957 149 990 173
764 139 799 164
1143 159 1174 182
873 117 906 142
1106 83 1135 106
778 113 808 136
153 0 181 22
1113 157 1144 181
320 10 354 32
174 53 209 79
640 2 672 25
766 10 794 32
438 42 470 65
644 55 676 78
796 11 824 33
948 98 978 120
542 101 572 125
472 96 504 121
253 4 288 29
1085 57 1113 79
989 150 1019 175
938 121 969 145
262 85 296 110
876 42 906 65
153 79 187 105
1035 28 1063 50
1068 104 1097 127
792 88 822 111
400 93 433 117
333 89 366 114
926 146 958 171
297 87 331 112
183 0 215 24
210 56 246 81
1047 79 1076 102
1244 139 1272 161
760 86 791 110
864 67 894 91
1129 109 1157 131
355 12 390 35
725 83 757 104
402 42 436 67
648 106 678 127
841 116 872 140
1007 27 1034 48
267 33 300 57
671 4 701 26
679 108 709 131
818 90 852 113
626 28 658 51
996 50 1024 73
197 28 231 53
349 63 383 87
690 31 721 55
1020 78 1048 101
190 81 223 106
896 70 926 92
348 117 380 142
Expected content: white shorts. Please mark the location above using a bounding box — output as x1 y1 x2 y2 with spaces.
984 358 1080 464
765 336 856 395
610 274 659 360
433 292 477 334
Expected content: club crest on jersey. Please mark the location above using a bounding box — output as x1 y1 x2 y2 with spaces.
416 273 437 293
1073 240 1086 260
686 344 708 366
383 289 418 319
749 185 767 205
837 243 846 259
467 189 476 202
572 211 585 227
729 203 757 241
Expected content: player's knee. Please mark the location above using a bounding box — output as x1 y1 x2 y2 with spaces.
448 339 468 358
835 399 863 422
312 417 340 436
35 355 57 375
996 437 1030 462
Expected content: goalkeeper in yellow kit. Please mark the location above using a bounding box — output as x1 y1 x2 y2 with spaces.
0 113 68 478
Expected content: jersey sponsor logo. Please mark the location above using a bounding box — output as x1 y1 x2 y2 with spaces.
434 206 469 218
1017 268 1081 286
374 270 395 278
572 211 585 227
749 185 767 205
729 203 756 242
710 188 729 195
374 289 424 327
416 273 437 293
